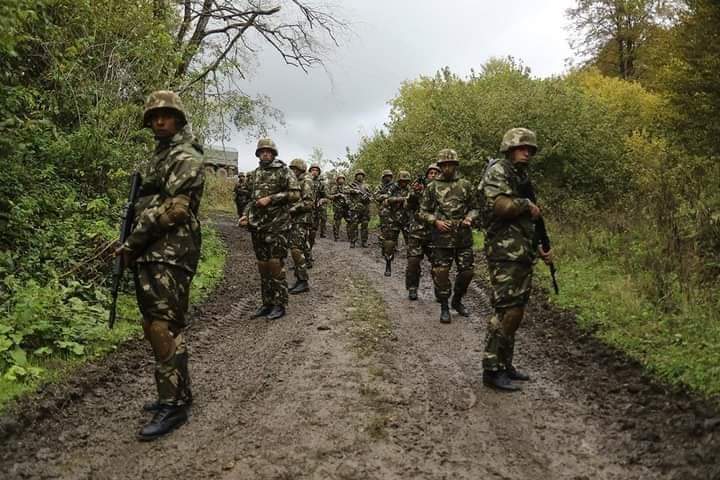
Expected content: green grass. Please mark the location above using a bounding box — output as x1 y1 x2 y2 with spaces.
0 221 227 410
537 225 720 398
346 275 392 357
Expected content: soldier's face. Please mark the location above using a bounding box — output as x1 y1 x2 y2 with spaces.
382 175 392 184
310 168 320 178
427 169 439 180
290 167 302 178
440 163 456 178
150 110 180 139
337 178 345 185
258 149 275 162
510 146 533 165
355 174 364 183
398 180 409 188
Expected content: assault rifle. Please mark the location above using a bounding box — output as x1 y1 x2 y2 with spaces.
108 172 142 329
519 180 559 294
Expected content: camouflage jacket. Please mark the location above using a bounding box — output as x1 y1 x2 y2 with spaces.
233 181 251 217
385 183 411 229
124 125 205 273
346 180 371 213
290 173 315 225
244 159 300 234
418 173 478 248
405 186 431 240
311 176 327 210
328 183 349 211
480 158 536 264
373 180 396 225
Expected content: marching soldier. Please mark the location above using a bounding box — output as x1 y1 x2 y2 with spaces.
115 90 204 440
378 170 412 276
418 149 479 323
479 128 552 391
307 163 327 267
346 169 372 248
328 174 349 241
239 138 300 320
233 172 251 218
374 170 395 244
405 163 440 300
288 158 314 294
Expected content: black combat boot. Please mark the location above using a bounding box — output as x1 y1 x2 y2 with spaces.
266 305 286 320
439 300 451 323
252 305 272 318
137 404 188 441
506 365 530 381
408 288 418 301
289 280 309 294
361 241 368 248
350 241 356 248
451 295 469 317
384 258 392 277
482 370 521 392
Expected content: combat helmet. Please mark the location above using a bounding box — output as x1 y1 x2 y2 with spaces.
426 162 440 175
290 158 307 172
309 163 321 173
397 170 412 182
255 138 278 157
335 173 346 182
436 148 459 165
381 169 393 178
354 169 366 178
142 90 187 128
500 128 537 154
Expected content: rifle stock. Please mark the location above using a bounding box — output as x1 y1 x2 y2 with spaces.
108 172 142 329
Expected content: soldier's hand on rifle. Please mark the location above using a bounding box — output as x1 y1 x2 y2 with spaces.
412 182 424 192
528 201 542 220
461 217 473 227
113 243 135 268
435 220 452 232
256 196 272 208
238 215 249 227
538 245 554 265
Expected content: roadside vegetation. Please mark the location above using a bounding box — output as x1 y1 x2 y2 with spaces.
351 1 720 397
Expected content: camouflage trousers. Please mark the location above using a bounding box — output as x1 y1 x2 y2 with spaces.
311 206 327 240
430 247 475 301
134 262 193 406
347 208 370 245
380 226 408 259
250 229 289 307
482 261 533 372
405 234 431 291
332 207 347 240
289 222 310 282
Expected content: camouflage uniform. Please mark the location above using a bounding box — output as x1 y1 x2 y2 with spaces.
419 149 479 318
288 159 314 285
405 163 440 294
244 140 300 310
308 164 327 263
233 173 251 218
122 91 205 409
377 171 411 275
328 175 349 241
346 170 372 247
373 170 395 241
480 128 540 376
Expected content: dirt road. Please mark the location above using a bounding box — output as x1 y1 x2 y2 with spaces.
1 215 718 479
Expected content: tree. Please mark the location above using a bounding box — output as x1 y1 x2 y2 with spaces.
566 0 679 79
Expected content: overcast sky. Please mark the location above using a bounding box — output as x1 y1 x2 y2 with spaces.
227 0 576 172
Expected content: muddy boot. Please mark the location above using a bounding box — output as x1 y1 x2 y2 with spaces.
408 288 418 301
451 295 469 317
267 305 286 320
361 241 368 248
440 300 451 324
384 258 392 277
507 366 530 381
252 305 272 318
288 280 309 295
137 405 188 441
482 370 521 392
350 241 356 249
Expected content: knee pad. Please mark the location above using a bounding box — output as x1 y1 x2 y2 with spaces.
383 240 396 257
257 260 271 278
290 248 304 266
147 320 177 363
268 258 285 280
432 266 451 288
500 306 525 336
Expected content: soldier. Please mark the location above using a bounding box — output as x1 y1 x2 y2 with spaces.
288 158 314 294
114 90 204 440
346 169 372 248
418 149 479 324
479 128 552 391
307 163 327 267
238 138 300 320
378 170 412 276
374 169 395 243
405 163 440 300
328 174 349 241
233 172 251 218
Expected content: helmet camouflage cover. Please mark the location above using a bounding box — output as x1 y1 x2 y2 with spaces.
397 170 411 181
142 90 187 128
335 173 346 181
309 163 321 172
255 138 278 157
500 128 538 154
290 158 307 172
426 162 440 174
436 148 459 165
381 169 393 178
354 169 366 177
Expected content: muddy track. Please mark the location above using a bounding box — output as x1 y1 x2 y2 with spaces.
1 215 718 479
